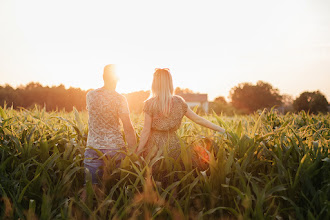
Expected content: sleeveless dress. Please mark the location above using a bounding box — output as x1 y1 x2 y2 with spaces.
143 95 188 159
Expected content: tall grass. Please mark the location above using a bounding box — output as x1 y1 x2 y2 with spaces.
0 104 329 219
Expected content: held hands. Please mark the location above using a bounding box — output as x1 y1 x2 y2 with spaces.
126 145 144 160
135 146 145 155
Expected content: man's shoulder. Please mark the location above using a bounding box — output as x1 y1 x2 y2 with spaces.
116 92 127 100
86 90 94 101
87 88 127 103
86 88 99 96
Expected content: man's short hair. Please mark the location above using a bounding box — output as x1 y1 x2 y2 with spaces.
103 64 118 83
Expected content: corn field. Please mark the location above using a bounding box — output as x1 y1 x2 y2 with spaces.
0 104 329 219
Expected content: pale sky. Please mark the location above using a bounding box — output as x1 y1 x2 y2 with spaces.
1 0 330 101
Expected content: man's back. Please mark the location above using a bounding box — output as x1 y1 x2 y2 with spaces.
86 87 129 149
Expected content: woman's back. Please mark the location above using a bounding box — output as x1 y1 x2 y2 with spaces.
143 95 188 132
137 68 226 187
143 95 188 157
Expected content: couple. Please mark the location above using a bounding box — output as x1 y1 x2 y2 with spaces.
84 64 227 185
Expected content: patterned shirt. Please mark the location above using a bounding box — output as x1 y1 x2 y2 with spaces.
86 88 129 149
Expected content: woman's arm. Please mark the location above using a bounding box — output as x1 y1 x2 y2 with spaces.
136 113 152 153
185 108 226 133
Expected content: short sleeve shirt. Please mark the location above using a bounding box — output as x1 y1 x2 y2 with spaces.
86 88 129 149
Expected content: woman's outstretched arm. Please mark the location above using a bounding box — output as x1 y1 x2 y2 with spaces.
185 108 226 133
136 113 152 153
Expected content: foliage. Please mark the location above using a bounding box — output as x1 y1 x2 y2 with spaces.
0 105 330 219
209 96 243 116
293 91 328 114
0 82 88 111
229 81 283 114
214 96 226 104
174 87 195 95
0 83 151 114
124 90 150 114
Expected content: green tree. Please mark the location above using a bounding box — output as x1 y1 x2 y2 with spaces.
124 90 150 113
209 96 243 116
0 82 88 111
229 81 282 114
214 96 227 104
174 87 194 95
293 91 328 113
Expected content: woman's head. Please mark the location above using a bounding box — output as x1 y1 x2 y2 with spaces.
151 68 174 97
150 68 174 116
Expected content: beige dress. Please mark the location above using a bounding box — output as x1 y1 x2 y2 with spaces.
143 95 188 159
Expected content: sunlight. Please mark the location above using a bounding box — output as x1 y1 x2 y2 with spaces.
115 64 154 94
1 0 329 99
192 138 213 169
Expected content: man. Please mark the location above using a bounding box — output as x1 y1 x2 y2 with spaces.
84 64 136 185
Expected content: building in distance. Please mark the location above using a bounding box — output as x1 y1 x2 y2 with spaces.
178 93 209 113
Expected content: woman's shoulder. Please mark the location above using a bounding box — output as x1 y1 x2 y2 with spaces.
144 97 156 105
173 95 188 113
143 97 156 115
173 95 186 103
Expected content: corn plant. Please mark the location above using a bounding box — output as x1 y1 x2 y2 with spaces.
0 104 329 219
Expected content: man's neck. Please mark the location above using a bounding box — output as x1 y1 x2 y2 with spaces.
103 84 116 91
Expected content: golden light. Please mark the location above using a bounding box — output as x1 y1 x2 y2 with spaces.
192 138 213 169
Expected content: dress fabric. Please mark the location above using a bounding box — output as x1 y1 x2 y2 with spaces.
143 95 188 158
86 88 129 149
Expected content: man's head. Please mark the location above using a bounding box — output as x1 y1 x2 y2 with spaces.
103 64 118 90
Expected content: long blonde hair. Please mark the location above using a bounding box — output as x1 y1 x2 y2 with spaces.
150 68 174 116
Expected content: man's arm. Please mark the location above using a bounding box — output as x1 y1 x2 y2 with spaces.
119 113 137 148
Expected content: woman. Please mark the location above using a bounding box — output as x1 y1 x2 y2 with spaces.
136 68 226 159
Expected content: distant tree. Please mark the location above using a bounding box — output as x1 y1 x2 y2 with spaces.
0 82 88 111
124 90 150 113
282 94 293 106
0 84 18 107
278 94 294 113
174 87 194 95
214 96 227 104
229 81 282 114
293 91 328 113
209 96 242 116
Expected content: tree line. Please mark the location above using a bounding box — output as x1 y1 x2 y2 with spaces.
210 81 328 115
0 81 328 114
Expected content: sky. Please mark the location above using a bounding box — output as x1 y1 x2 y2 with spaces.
1 0 329 101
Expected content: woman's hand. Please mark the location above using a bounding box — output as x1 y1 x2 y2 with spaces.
223 131 232 139
215 127 232 139
135 146 144 155
216 126 226 133
136 113 152 156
